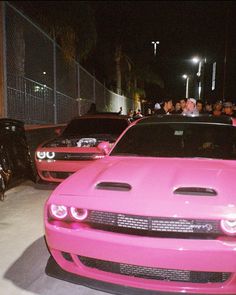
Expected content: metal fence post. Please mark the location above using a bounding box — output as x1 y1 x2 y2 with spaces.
0 1 7 117
93 74 96 103
53 34 57 124
103 80 106 110
77 63 80 116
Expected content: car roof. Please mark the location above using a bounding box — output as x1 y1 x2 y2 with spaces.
71 114 131 121
0 118 24 127
137 114 235 126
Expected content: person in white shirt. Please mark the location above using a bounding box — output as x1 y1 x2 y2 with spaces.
182 98 199 116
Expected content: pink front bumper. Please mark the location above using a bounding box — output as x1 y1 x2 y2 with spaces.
45 222 236 294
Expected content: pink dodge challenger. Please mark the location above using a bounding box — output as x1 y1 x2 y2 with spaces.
45 114 236 294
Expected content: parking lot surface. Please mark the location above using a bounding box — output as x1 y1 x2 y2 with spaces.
0 181 106 295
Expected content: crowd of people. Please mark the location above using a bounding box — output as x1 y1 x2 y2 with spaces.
128 98 236 121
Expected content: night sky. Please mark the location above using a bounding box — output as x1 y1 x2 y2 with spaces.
13 1 236 102
88 1 236 101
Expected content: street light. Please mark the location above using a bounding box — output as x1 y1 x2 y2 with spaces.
151 41 160 56
191 56 206 100
182 74 189 98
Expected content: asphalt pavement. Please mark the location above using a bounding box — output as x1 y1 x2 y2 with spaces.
0 181 106 295
0 181 204 295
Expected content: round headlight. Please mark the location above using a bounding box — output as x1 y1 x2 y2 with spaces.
36 151 46 159
50 204 68 220
46 151 55 159
220 219 236 236
70 207 88 221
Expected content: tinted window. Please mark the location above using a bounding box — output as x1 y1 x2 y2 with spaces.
111 123 236 160
62 118 128 136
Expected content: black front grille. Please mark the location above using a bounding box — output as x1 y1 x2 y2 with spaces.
79 256 231 283
54 153 99 161
86 210 222 238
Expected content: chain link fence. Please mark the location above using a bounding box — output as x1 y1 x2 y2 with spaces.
4 2 133 125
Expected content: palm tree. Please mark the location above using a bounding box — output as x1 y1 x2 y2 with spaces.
10 1 97 65
114 45 164 108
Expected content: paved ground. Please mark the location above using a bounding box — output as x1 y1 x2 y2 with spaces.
0 181 106 295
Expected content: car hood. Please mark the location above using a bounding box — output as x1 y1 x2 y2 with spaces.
49 157 236 219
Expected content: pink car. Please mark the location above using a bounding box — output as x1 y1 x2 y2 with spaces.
35 114 131 184
45 115 236 294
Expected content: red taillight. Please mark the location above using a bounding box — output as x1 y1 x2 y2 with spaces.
50 204 68 220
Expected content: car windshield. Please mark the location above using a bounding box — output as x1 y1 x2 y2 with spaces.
62 118 128 137
110 123 236 160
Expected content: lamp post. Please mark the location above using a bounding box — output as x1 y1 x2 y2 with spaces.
192 56 206 100
151 41 160 56
182 74 189 98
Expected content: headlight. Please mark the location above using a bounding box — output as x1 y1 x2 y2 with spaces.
50 204 68 220
220 219 236 236
70 207 88 221
36 151 46 159
46 151 55 159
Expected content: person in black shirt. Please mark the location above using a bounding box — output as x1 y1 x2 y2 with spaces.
223 101 236 117
155 98 173 115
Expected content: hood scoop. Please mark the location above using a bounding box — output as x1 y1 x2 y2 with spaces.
96 182 132 191
174 187 217 196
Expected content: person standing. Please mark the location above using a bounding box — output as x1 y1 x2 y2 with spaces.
172 101 182 114
155 98 173 115
223 101 236 117
196 100 205 114
180 98 187 113
182 98 199 116
212 101 223 116
118 106 123 115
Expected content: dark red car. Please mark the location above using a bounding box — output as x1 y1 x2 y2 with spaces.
35 114 131 184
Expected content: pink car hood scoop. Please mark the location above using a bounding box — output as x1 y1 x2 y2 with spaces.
96 182 132 191
174 187 217 196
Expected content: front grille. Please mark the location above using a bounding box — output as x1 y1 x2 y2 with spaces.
79 256 231 283
54 153 99 161
86 211 223 238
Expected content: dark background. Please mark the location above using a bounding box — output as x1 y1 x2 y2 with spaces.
87 1 236 102
12 1 236 103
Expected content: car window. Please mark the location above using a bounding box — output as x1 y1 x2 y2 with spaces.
62 118 128 137
110 123 236 160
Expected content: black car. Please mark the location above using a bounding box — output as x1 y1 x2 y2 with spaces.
0 119 36 200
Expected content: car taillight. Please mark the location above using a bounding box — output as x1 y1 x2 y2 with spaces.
220 219 236 236
70 207 88 221
50 204 68 219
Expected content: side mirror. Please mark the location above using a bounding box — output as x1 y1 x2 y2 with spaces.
97 141 111 155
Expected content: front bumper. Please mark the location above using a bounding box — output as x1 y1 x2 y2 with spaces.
45 223 236 294
46 255 210 295
35 160 94 182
